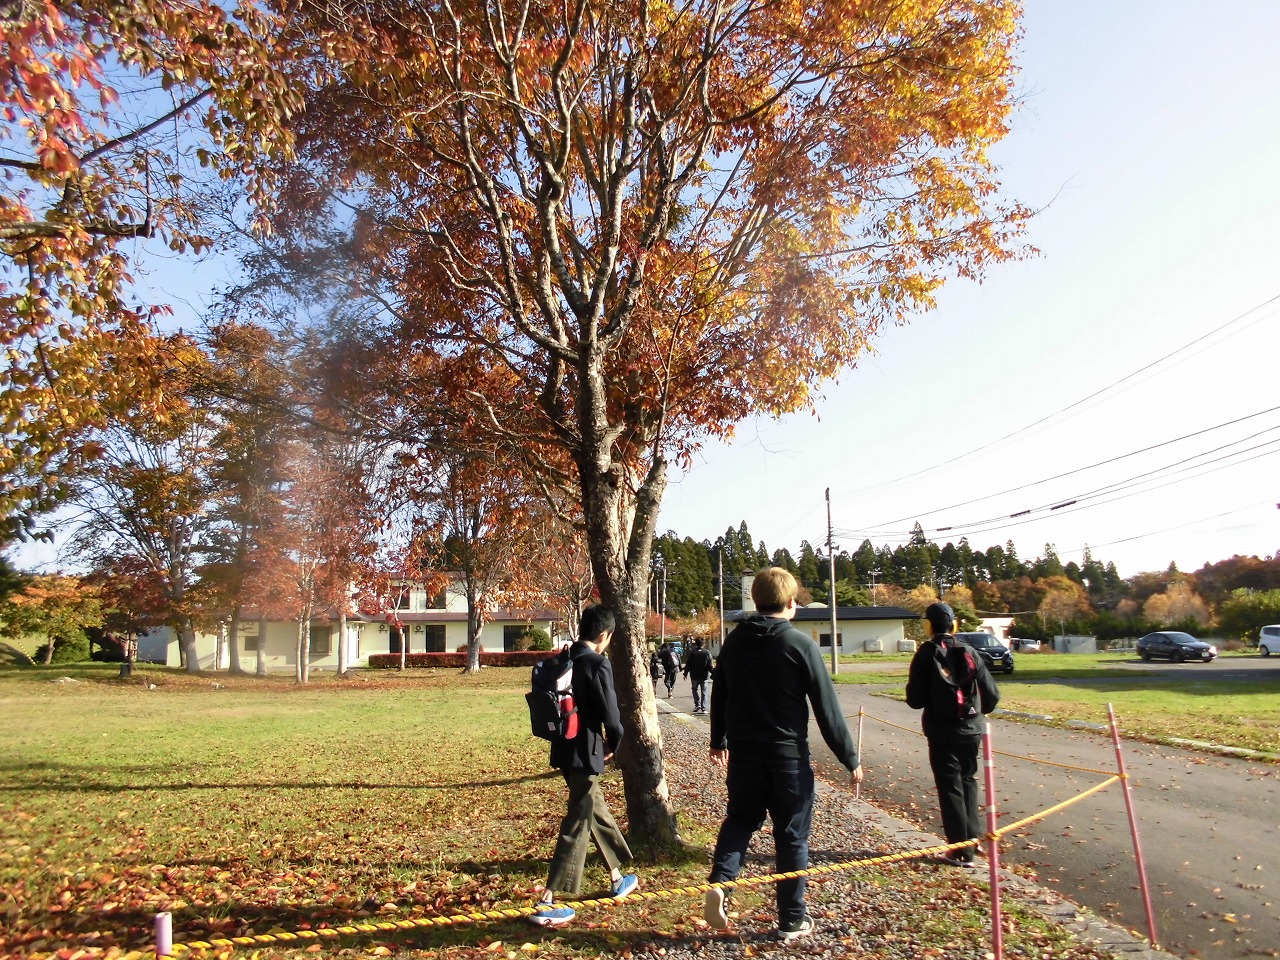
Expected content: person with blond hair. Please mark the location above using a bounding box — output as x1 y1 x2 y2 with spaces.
704 567 863 940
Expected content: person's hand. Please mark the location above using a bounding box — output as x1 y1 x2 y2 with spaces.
710 748 728 769
603 752 615 764
850 764 864 786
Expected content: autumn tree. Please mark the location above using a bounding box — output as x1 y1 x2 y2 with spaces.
1142 581 1210 628
410 452 541 673
248 0 1029 847
1036 575 1093 633
0 572 103 664
0 0 300 539
63 336 218 671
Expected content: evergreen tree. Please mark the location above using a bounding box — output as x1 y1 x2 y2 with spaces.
796 540 823 594
771 547 798 574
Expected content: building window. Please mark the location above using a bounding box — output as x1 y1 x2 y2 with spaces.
243 634 260 652
423 624 446 652
426 586 447 609
309 626 331 658
395 587 411 610
817 632 843 648
504 625 527 651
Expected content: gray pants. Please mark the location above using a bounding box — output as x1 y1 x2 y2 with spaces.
546 770 632 895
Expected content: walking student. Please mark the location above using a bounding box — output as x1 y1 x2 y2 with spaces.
660 641 679 697
683 638 713 714
904 601 1001 867
705 567 863 940
529 605 639 926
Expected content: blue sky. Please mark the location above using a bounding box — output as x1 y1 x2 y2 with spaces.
657 1 1280 577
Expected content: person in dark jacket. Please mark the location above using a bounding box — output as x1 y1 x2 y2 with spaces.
659 641 679 697
529 605 638 926
704 568 863 941
905 601 1001 868
682 638 713 714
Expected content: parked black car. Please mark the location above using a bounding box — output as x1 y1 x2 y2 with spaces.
954 632 1015 674
1136 631 1218 663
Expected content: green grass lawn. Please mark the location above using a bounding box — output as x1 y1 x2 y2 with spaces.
835 651 1280 755
0 662 1125 960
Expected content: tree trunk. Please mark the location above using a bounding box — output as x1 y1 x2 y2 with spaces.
337 606 349 676
579 452 679 852
464 583 483 674
227 604 245 675
42 632 54 665
256 615 267 675
180 617 201 674
296 615 313 683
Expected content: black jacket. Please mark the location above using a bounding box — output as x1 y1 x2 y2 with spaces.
905 634 1001 742
683 647 713 682
709 615 859 770
550 641 624 774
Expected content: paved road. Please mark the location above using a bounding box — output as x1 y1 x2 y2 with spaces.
664 663 1280 959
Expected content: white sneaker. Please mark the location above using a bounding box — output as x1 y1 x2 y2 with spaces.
704 887 730 930
775 916 814 941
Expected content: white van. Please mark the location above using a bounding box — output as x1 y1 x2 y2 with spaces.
1259 627 1280 660
1260 625 1280 656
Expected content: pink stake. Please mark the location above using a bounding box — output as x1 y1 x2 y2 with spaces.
1107 703 1159 947
982 722 1004 960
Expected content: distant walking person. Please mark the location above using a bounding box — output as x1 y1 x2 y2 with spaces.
905 601 1001 867
683 638 713 714
705 567 863 941
529 605 639 926
660 641 679 697
649 651 663 695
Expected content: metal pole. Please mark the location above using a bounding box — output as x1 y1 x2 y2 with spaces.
855 706 864 800
1108 703 1159 947
660 566 667 645
718 549 725 654
982 721 1005 960
826 487 838 675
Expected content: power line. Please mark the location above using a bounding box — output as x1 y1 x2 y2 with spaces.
836 292 1280 497
1061 500 1273 554
837 442 1280 546
861 403 1280 528
855 426 1280 540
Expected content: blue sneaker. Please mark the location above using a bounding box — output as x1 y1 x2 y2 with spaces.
528 904 575 927
611 873 639 899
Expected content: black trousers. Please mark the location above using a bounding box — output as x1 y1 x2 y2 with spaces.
927 737 982 860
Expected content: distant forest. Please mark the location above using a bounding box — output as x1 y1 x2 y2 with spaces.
652 522 1280 642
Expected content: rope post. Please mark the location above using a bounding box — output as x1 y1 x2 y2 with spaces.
855 705 864 800
154 912 173 957
1107 703 1159 947
981 721 1004 960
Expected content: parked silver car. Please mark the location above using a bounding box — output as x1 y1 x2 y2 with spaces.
1260 625 1280 656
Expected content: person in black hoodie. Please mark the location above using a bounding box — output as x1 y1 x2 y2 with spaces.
682 638 713 713
529 605 639 926
704 567 863 941
905 601 1001 868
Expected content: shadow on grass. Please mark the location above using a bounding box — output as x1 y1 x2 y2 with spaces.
0 763 561 793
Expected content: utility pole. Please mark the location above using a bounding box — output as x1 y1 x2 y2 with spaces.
718 548 726 654
660 564 667 646
827 487 838 676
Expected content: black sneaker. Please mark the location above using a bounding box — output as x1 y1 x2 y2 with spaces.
775 916 814 941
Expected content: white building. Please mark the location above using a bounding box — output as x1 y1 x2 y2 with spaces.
137 578 560 671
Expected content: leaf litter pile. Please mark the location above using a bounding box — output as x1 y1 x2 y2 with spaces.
0 667 1126 960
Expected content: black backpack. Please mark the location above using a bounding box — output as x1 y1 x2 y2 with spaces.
931 636 982 723
526 648 580 742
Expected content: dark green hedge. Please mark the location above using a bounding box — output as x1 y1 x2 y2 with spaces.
367 651 548 669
